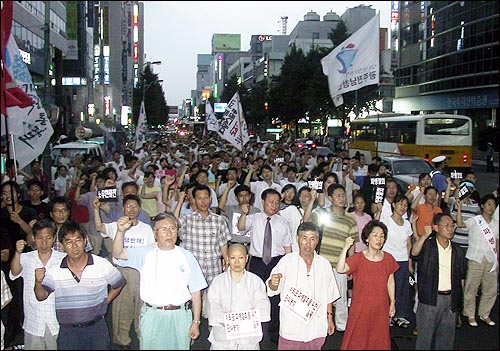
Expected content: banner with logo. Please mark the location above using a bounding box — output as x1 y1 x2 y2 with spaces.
2 1 54 169
217 92 249 151
321 14 380 107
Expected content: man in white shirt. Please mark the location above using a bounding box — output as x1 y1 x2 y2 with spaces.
244 164 282 212
9 220 66 350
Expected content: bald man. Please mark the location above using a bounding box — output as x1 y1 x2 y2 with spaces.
207 244 271 350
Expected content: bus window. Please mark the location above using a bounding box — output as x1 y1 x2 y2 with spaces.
424 118 470 135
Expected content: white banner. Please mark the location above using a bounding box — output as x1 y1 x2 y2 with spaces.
217 92 249 151
135 101 147 151
205 102 220 132
321 14 380 105
4 25 54 169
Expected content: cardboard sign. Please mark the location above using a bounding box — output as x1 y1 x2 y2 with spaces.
224 309 262 340
450 170 463 179
458 184 471 200
308 179 323 190
97 186 118 202
279 285 320 325
373 186 386 204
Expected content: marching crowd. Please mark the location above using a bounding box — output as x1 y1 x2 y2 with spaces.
1 132 498 350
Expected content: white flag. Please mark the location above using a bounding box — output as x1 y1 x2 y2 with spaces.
205 102 220 132
4 23 54 169
135 101 147 151
217 92 249 151
321 14 380 105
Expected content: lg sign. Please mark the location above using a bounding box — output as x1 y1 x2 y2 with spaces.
258 35 273 42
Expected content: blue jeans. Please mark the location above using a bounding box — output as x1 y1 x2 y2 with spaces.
57 317 109 350
394 260 410 319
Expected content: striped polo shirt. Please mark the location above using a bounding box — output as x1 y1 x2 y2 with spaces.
42 253 126 325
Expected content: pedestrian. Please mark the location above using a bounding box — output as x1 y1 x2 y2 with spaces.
93 194 155 349
337 220 399 350
178 184 231 318
411 186 443 236
429 155 447 208
411 213 467 350
308 183 358 332
1 270 13 351
112 212 207 349
456 194 499 327
238 188 293 343
34 221 126 350
486 142 495 173
267 222 340 349
207 243 271 350
244 164 282 212
9 219 66 350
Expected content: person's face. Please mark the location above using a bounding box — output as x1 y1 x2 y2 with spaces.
59 167 67 176
433 216 455 240
145 174 155 185
359 155 366 166
34 228 56 255
261 168 272 180
123 200 140 219
28 185 43 201
51 203 70 224
329 188 346 208
482 199 497 216
420 175 432 188
286 170 296 181
385 181 398 199
424 189 438 205
107 171 117 181
122 185 138 197
354 196 366 212
113 152 120 162
324 176 337 190
196 172 208 185
227 246 248 273
194 189 211 212
202 156 211 166
366 226 386 250
95 178 106 190
282 188 296 203
392 198 408 216
297 230 318 256
465 174 476 184
32 162 41 173
227 170 237 181
236 190 251 205
61 231 86 258
262 193 280 216
299 189 312 207
2 184 18 205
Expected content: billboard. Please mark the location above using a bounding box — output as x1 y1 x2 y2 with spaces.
212 34 241 53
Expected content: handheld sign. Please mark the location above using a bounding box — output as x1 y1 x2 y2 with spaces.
97 186 118 202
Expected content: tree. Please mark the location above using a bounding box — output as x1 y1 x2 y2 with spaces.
132 64 168 128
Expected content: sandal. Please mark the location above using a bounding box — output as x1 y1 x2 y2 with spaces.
392 317 408 328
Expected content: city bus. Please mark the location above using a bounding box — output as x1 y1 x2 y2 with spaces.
349 113 473 170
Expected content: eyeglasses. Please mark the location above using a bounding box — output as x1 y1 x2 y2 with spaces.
154 225 177 234
124 204 139 209
52 208 69 214
64 238 85 247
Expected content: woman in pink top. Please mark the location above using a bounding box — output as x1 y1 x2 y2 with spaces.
350 194 373 253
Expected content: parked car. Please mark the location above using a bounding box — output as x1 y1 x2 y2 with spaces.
381 155 433 191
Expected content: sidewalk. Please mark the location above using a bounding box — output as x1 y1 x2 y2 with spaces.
472 147 499 167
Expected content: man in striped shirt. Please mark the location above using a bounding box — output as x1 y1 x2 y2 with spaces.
310 183 358 332
34 221 125 350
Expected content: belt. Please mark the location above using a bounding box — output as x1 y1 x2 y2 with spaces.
438 290 451 295
145 300 192 310
67 316 104 328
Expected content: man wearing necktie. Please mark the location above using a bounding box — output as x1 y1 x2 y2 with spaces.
238 188 292 343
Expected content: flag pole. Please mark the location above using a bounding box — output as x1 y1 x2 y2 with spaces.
237 93 244 152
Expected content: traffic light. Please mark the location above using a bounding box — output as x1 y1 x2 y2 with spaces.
264 102 268 110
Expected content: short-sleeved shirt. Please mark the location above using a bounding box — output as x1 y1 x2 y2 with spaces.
42 253 125 325
311 207 358 267
115 245 207 305
415 203 442 236
178 211 231 285
244 212 292 258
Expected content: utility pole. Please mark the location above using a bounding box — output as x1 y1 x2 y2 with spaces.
42 1 53 197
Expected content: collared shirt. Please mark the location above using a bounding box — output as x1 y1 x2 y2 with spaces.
437 240 452 291
42 253 125 325
244 212 292 258
310 208 358 267
465 216 499 264
178 211 231 285
449 197 479 247
115 245 207 306
267 252 340 342
249 181 282 211
10 249 66 336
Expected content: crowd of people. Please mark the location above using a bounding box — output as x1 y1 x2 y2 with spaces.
1 132 499 350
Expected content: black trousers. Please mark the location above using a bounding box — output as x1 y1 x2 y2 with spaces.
249 255 283 341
